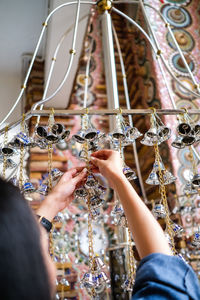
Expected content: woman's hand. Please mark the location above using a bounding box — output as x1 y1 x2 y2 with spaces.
36 167 87 221
91 149 125 188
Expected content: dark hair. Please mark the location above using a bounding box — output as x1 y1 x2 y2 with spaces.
0 178 51 300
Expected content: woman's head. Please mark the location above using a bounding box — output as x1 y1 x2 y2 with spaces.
0 178 52 300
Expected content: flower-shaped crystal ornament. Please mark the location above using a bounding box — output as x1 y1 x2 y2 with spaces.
141 112 171 147
81 256 109 295
34 113 70 148
146 159 176 186
172 112 200 149
109 114 142 148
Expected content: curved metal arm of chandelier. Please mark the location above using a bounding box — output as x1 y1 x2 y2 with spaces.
112 7 200 99
83 39 94 109
112 22 147 202
143 2 200 94
36 13 90 126
0 0 96 128
138 2 200 162
33 0 85 111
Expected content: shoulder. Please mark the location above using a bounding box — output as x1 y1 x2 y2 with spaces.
132 253 200 300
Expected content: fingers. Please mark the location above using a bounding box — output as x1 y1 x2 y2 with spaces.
72 168 87 185
91 149 113 159
61 168 77 182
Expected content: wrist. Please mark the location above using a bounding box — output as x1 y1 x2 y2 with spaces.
36 195 58 222
110 171 127 189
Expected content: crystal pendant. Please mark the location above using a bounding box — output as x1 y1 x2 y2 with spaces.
111 204 124 216
35 125 48 138
162 170 176 185
96 271 110 284
191 174 200 189
85 175 98 189
90 208 101 220
22 182 36 194
51 168 63 181
194 124 200 135
182 134 195 146
51 123 65 136
191 230 200 248
123 166 137 181
84 129 99 141
37 184 49 196
93 256 105 271
146 170 160 185
153 160 165 171
79 150 87 160
90 195 104 209
10 132 31 147
140 133 161 146
171 136 185 149
1 144 16 157
6 158 17 169
111 129 126 141
121 278 134 292
152 203 166 218
75 187 88 199
73 131 86 144
171 222 184 236
183 181 197 195
177 123 191 136
88 141 99 152
45 133 58 144
80 272 97 288
60 130 70 140
96 184 107 196
158 126 171 141
125 126 142 140
146 126 158 138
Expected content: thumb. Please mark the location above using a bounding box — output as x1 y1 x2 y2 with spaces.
90 156 101 166
72 168 87 185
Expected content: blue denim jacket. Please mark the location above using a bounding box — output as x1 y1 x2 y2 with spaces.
132 253 200 300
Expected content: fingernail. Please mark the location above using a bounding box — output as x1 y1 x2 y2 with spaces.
83 167 87 172
91 157 95 160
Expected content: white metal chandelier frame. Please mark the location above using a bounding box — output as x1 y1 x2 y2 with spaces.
1 0 200 196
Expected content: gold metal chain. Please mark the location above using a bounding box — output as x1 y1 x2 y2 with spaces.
2 126 8 179
154 143 176 255
127 228 136 283
19 114 25 189
48 144 53 190
189 146 197 174
82 111 96 297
